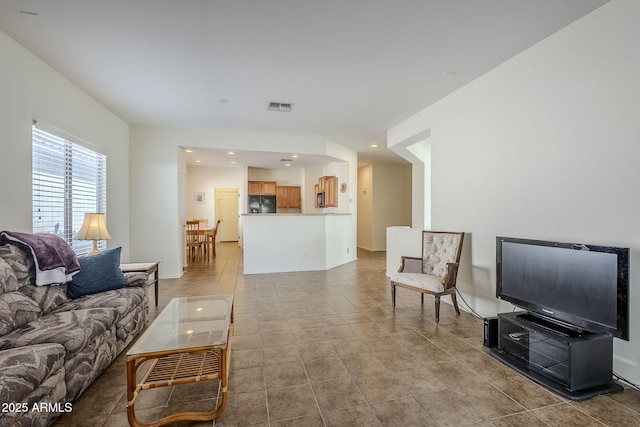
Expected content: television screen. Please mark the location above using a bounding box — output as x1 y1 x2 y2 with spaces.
496 237 629 340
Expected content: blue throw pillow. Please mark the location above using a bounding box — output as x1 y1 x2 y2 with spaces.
67 247 127 299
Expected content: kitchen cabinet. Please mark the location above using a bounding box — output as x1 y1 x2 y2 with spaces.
324 176 337 207
248 181 276 195
315 176 338 207
289 187 302 208
276 186 301 208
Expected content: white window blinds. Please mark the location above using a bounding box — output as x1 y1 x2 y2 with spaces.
32 124 107 256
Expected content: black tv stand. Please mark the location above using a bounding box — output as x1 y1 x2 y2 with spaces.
490 312 622 401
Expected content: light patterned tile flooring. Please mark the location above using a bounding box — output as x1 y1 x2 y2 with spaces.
53 243 640 426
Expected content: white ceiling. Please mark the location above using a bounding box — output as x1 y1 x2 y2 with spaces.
0 0 608 168
184 147 337 170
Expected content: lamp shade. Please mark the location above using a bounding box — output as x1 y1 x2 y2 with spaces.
74 213 111 241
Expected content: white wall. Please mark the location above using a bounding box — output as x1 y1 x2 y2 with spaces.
248 167 303 186
243 214 355 274
129 136 183 277
0 31 131 258
186 165 244 225
388 0 640 382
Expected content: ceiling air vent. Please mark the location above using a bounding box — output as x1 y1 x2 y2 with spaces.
267 102 294 112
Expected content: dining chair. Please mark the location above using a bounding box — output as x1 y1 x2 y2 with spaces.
390 230 465 323
194 219 209 249
186 220 204 261
204 220 221 259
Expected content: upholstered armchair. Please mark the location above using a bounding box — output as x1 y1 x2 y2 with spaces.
390 231 464 322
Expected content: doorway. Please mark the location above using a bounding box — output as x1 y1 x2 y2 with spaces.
215 188 239 242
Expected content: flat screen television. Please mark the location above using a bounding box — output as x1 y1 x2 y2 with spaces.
496 237 629 341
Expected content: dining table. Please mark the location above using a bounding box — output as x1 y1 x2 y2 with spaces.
186 226 218 259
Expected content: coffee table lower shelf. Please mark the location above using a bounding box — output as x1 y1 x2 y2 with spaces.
126 343 231 427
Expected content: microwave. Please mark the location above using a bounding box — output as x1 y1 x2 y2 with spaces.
316 192 325 207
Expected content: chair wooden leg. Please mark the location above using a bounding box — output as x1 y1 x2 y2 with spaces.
451 292 461 315
434 296 441 323
421 293 424 305
391 285 396 307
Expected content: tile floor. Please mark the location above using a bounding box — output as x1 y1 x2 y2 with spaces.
53 243 640 426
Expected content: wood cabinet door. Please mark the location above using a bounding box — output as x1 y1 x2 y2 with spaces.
248 181 262 195
276 186 301 208
288 186 302 208
325 176 338 207
249 181 277 195
276 186 289 208
262 181 277 195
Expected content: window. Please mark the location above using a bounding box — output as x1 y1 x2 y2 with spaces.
32 123 107 256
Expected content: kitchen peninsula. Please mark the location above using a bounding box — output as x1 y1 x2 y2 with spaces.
242 213 355 274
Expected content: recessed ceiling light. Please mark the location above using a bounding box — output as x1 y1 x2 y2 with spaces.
195 160 201 163
230 161 237 164
285 163 292 167
227 151 235 155
291 154 299 158
370 144 378 148
185 149 193 153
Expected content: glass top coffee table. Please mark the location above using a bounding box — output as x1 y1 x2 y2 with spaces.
126 294 234 427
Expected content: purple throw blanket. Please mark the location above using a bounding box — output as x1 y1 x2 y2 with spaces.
0 231 81 285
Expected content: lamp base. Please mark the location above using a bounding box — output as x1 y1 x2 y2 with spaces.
86 240 101 256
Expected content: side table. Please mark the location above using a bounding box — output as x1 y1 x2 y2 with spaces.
120 262 159 307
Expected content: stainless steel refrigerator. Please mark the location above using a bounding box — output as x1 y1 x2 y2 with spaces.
248 195 276 213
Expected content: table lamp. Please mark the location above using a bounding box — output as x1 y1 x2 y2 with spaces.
74 213 111 256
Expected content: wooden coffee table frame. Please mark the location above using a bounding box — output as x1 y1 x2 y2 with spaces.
126 298 233 427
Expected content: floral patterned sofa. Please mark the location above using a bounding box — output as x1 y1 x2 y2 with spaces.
0 238 150 427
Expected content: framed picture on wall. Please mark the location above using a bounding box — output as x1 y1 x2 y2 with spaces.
194 192 205 204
